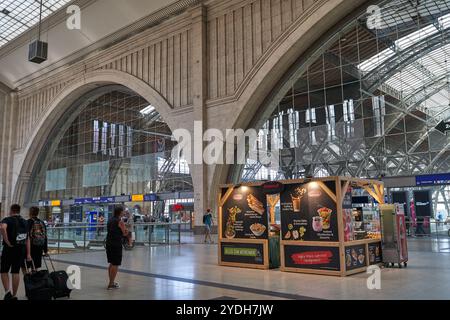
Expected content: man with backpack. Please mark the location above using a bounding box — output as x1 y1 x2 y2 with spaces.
0 204 31 300
27 207 48 271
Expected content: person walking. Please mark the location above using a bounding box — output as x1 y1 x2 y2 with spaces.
105 206 128 290
97 214 105 237
0 204 31 300
27 207 48 271
203 209 214 244
124 210 134 247
143 213 150 237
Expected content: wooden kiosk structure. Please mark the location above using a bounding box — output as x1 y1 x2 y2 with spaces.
218 176 384 276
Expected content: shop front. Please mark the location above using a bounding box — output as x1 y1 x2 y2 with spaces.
218 177 385 276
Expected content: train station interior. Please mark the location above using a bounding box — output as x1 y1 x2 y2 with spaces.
1 0 450 302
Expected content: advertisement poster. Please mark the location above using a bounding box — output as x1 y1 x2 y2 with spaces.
368 242 382 265
342 186 354 241
221 186 268 240
280 181 338 242
413 190 432 217
395 206 408 262
45 168 67 191
220 242 264 265
83 161 109 187
345 244 366 270
343 209 354 241
392 191 408 216
284 245 340 271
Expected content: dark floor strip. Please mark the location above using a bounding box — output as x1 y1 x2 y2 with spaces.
209 296 238 300
52 258 321 300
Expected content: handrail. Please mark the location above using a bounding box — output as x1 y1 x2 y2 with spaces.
47 222 186 230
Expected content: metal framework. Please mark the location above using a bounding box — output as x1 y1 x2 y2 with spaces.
237 0 450 183
0 0 72 48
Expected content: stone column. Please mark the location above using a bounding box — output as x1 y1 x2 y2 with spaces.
0 87 7 216
189 5 208 234
1 90 18 216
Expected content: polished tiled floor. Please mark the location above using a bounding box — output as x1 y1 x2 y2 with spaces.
8 236 450 300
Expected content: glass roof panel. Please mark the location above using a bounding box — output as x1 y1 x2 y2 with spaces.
0 0 72 49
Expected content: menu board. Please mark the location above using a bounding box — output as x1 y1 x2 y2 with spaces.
368 242 382 265
222 187 268 240
283 245 340 271
220 242 265 265
345 244 367 270
280 182 338 242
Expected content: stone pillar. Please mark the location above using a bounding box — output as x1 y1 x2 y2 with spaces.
0 87 7 216
189 5 209 234
0 90 17 217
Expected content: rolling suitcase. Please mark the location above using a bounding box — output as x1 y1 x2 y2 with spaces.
24 260 54 300
44 255 72 299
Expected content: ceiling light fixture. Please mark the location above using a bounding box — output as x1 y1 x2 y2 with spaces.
28 0 48 64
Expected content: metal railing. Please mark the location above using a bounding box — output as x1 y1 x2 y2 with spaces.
45 222 185 253
405 220 450 238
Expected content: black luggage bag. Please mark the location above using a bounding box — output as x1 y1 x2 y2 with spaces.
24 260 54 300
45 255 72 299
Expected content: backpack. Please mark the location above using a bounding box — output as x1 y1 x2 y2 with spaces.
203 214 207 224
30 218 47 246
13 216 28 246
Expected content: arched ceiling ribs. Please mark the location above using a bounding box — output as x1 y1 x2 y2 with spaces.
360 20 450 93
355 84 448 176
425 145 450 173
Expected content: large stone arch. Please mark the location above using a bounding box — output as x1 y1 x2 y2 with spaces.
206 0 372 208
12 69 177 206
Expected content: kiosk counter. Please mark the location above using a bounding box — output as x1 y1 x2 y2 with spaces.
218 177 384 276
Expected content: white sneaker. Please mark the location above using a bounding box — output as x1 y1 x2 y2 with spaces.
107 282 120 290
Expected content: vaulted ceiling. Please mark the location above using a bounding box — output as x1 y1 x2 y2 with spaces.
0 0 179 88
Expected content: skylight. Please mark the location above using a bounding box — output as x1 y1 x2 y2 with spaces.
0 0 73 48
358 13 450 72
140 105 156 115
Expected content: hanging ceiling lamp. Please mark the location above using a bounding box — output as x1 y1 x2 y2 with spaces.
28 0 48 64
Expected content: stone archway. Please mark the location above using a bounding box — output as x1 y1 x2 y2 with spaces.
12 69 177 206
205 0 371 209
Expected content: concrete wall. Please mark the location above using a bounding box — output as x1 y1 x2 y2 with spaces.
0 0 370 228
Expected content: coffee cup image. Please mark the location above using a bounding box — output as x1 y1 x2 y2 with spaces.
291 195 301 212
312 216 323 232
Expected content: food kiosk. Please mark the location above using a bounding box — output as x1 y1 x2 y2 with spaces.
218 177 384 276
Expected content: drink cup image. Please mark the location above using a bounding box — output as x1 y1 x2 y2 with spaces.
317 207 333 229
312 216 323 232
291 195 301 212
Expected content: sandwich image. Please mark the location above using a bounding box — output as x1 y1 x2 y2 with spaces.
247 194 265 215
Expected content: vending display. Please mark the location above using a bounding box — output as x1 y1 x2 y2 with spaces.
380 204 408 268
349 206 381 241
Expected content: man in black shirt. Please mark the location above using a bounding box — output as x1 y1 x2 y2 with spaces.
27 207 48 270
0 204 31 300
